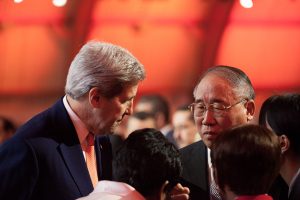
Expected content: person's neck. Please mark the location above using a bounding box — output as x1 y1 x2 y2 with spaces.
224 186 236 200
280 152 300 186
66 95 90 129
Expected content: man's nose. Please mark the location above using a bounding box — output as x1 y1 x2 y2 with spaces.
125 100 134 115
201 109 215 125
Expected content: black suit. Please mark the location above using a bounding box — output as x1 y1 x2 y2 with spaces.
0 98 112 200
165 129 178 148
289 173 300 200
179 140 209 200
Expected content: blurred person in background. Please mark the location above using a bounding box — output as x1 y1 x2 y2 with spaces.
172 104 200 149
126 111 157 139
109 111 157 156
135 94 177 147
0 115 17 145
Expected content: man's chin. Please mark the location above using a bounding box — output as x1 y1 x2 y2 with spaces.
203 138 214 149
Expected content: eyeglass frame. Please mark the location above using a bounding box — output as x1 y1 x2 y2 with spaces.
188 98 248 117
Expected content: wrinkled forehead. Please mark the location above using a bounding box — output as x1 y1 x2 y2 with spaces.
193 74 239 103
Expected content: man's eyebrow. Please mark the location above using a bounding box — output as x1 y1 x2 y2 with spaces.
194 99 225 104
194 99 203 103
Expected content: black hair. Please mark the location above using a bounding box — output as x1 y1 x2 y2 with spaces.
113 128 182 197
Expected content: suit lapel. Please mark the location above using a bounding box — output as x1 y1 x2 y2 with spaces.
95 135 113 180
59 143 93 196
192 141 209 191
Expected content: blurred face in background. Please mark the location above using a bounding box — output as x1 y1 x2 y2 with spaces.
172 110 199 148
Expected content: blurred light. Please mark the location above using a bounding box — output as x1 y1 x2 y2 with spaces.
14 0 24 3
52 0 67 7
240 0 253 8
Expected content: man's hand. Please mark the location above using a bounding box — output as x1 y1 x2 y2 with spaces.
168 183 190 200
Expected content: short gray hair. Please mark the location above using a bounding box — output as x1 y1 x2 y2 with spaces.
65 41 145 99
194 65 255 100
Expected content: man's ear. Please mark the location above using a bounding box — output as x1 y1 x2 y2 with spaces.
279 135 290 154
89 87 101 108
245 99 255 122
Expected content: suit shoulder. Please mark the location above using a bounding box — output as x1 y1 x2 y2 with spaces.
180 140 206 155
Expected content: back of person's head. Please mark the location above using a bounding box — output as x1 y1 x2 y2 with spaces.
113 128 182 199
194 65 255 100
0 116 17 144
259 93 300 156
211 124 281 197
65 41 145 100
135 94 170 126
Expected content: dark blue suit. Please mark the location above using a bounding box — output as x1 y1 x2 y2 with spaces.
0 98 112 200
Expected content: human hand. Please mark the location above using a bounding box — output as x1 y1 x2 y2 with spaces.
167 183 190 200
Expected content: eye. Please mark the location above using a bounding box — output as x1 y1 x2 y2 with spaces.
211 103 225 110
196 104 206 110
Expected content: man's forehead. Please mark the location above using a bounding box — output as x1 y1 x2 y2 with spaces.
194 78 239 104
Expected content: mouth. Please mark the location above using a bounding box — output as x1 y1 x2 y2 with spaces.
116 118 123 123
202 131 218 140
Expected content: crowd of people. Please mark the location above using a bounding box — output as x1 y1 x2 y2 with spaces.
0 40 299 200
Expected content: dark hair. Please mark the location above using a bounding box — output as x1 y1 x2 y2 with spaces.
0 116 16 133
211 124 281 196
194 65 255 100
138 95 170 123
113 128 182 197
259 93 300 156
131 111 156 121
175 104 193 121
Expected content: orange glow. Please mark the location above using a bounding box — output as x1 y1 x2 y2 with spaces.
216 0 300 90
88 0 214 96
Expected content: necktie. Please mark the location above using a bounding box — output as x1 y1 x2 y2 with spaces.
210 179 222 200
86 133 98 188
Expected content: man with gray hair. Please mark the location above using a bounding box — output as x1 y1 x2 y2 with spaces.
0 41 145 200
179 65 256 200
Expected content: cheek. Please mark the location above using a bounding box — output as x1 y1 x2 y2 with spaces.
227 110 248 125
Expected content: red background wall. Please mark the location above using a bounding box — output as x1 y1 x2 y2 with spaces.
0 0 299 125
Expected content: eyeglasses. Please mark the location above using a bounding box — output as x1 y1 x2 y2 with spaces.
188 99 247 117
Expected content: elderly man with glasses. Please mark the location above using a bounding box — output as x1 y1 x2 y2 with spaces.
179 65 256 200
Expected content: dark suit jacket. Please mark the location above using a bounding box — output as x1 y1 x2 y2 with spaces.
165 129 178 148
180 140 288 200
289 172 300 200
0 98 112 200
179 140 209 200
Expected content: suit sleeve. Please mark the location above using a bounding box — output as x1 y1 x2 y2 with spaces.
0 139 39 200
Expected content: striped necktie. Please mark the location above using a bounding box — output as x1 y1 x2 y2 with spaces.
210 179 222 200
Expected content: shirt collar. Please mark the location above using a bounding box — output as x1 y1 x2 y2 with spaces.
288 167 300 197
63 95 89 145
